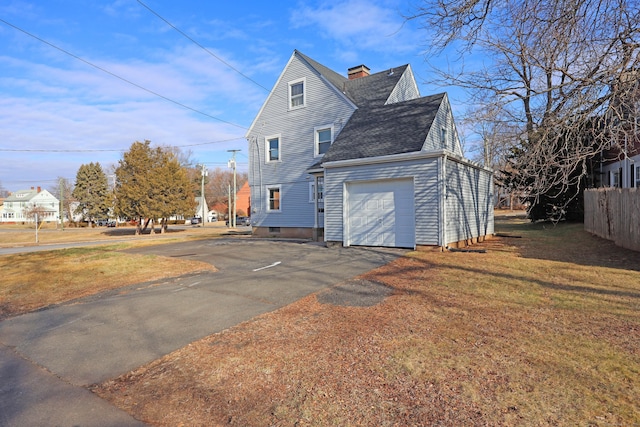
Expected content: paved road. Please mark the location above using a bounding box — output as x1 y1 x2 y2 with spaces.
0 238 405 426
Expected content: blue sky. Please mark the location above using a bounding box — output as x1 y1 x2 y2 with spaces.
0 0 468 192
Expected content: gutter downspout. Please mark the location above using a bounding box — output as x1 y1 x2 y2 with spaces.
313 174 319 241
442 154 448 250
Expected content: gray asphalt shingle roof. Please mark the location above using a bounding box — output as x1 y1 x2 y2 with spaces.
342 65 409 107
296 51 445 165
296 50 408 108
321 93 445 163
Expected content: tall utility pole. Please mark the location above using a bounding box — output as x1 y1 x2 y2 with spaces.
200 164 208 227
227 149 240 228
59 177 64 231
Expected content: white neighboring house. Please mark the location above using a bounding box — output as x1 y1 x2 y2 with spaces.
169 196 210 223
1 187 60 223
599 138 640 188
194 196 209 223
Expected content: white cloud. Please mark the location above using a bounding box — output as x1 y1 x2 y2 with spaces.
290 0 418 55
0 41 259 190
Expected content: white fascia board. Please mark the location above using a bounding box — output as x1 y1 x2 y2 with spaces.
405 64 421 98
316 74 358 110
294 54 358 110
323 150 448 169
322 149 493 173
446 150 494 173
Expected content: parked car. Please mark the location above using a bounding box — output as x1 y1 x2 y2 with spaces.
191 217 202 225
106 220 117 227
96 219 109 226
226 216 251 226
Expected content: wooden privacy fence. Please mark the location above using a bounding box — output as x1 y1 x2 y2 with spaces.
584 188 640 252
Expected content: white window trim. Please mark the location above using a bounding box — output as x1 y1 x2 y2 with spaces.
267 185 282 212
265 134 281 163
314 124 334 157
288 77 306 110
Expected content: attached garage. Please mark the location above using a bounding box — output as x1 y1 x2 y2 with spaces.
345 179 415 248
322 152 494 250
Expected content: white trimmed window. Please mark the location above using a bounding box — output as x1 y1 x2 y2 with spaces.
267 186 281 211
265 135 281 162
308 177 324 203
288 78 306 109
635 165 640 188
611 170 620 187
314 125 333 157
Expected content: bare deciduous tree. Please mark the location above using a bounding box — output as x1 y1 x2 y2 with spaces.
204 167 248 216
410 0 640 220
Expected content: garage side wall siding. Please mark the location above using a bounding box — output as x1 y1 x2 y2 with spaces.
247 54 355 228
324 158 441 246
444 159 495 245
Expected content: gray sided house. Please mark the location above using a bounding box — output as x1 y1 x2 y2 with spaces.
245 50 494 249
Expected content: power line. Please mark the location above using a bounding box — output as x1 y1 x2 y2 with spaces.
137 0 279 99
0 148 124 153
0 137 246 153
0 18 248 130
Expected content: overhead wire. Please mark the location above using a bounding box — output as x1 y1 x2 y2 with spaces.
136 0 284 101
0 138 246 153
0 17 249 130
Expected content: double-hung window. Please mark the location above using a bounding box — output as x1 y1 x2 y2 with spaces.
314 124 333 157
266 135 280 162
288 78 305 109
267 186 281 211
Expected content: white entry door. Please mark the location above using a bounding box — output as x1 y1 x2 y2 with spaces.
346 179 415 248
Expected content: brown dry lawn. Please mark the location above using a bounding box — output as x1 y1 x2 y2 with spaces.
0 244 216 320
92 216 640 426
0 221 229 246
0 222 235 319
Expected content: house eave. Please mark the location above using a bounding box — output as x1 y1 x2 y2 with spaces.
306 166 325 174
322 149 492 172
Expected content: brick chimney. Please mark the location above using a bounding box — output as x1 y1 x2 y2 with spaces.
37 186 41 193
348 64 370 80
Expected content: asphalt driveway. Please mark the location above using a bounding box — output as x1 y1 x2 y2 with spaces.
0 238 406 426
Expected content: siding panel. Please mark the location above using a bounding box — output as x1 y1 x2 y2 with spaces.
386 65 420 104
445 158 494 244
247 53 355 228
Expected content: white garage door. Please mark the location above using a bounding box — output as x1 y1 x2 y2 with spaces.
346 179 415 248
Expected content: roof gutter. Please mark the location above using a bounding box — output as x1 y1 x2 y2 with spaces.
322 149 492 173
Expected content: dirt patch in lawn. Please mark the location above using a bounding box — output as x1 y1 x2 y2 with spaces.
93 219 640 426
